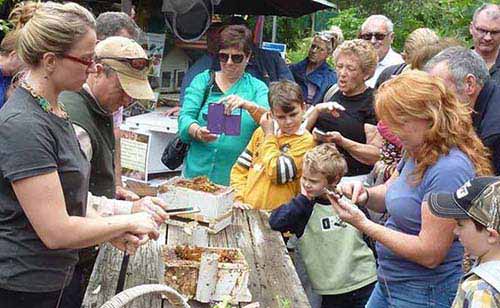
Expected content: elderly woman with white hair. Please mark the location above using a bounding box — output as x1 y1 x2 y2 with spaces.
306 39 380 178
289 31 339 106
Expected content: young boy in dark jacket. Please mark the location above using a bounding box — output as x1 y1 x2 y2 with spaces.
269 143 377 308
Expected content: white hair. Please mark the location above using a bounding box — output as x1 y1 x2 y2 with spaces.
361 15 394 33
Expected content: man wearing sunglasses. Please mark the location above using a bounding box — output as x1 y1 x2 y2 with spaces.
359 15 403 88
470 4 500 84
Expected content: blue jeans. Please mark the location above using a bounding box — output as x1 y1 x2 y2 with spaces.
366 275 461 308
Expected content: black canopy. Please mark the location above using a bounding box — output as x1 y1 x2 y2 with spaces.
214 0 335 18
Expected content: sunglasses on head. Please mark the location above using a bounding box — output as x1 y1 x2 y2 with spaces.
98 57 151 70
218 52 245 64
359 32 388 41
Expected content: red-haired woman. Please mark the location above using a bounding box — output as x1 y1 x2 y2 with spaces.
331 70 492 308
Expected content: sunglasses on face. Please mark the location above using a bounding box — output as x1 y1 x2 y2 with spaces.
310 44 327 52
98 57 152 70
62 54 95 67
218 52 245 64
473 25 500 37
359 32 388 41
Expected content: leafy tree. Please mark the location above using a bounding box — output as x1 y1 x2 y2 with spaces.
287 0 491 64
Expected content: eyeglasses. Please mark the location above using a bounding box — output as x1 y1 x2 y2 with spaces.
473 24 500 37
98 57 152 70
359 32 389 41
62 54 95 67
218 52 245 64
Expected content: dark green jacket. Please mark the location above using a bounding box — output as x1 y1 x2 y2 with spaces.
61 89 116 198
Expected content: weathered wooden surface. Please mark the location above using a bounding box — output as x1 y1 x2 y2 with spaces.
82 241 164 308
83 210 311 308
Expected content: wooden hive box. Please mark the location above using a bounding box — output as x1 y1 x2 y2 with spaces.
162 245 252 303
163 210 233 234
158 177 234 232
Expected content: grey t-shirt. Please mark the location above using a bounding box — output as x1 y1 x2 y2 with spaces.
0 87 90 292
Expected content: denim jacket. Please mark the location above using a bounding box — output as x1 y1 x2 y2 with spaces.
289 59 337 106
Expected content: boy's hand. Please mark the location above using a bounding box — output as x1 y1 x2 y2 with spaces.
260 112 274 136
233 201 252 210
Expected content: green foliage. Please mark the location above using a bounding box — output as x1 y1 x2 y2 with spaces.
288 0 490 59
327 7 365 42
286 36 312 64
275 295 292 308
0 19 12 34
382 0 481 50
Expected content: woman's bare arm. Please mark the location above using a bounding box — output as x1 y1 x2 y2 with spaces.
13 171 159 250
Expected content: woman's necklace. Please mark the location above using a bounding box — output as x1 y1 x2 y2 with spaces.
20 80 68 119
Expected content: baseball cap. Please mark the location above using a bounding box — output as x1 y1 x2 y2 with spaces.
95 36 155 101
429 176 500 232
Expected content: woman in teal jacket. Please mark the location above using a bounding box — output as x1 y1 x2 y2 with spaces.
178 25 269 185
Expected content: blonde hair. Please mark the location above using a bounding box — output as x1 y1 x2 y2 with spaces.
9 1 43 30
402 28 439 67
16 1 96 67
411 37 464 70
303 144 347 184
0 1 42 55
375 70 493 184
333 39 378 78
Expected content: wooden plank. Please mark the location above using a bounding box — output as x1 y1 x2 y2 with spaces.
226 209 263 303
167 224 194 246
195 253 219 302
246 210 311 308
209 223 228 247
82 241 163 308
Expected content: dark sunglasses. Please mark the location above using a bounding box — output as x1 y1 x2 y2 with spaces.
98 57 152 70
62 54 95 67
359 32 388 41
310 44 327 52
218 52 245 64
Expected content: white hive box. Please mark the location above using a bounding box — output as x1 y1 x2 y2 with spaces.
158 177 234 218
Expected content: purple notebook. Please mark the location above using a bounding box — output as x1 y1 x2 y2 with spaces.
207 103 241 136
